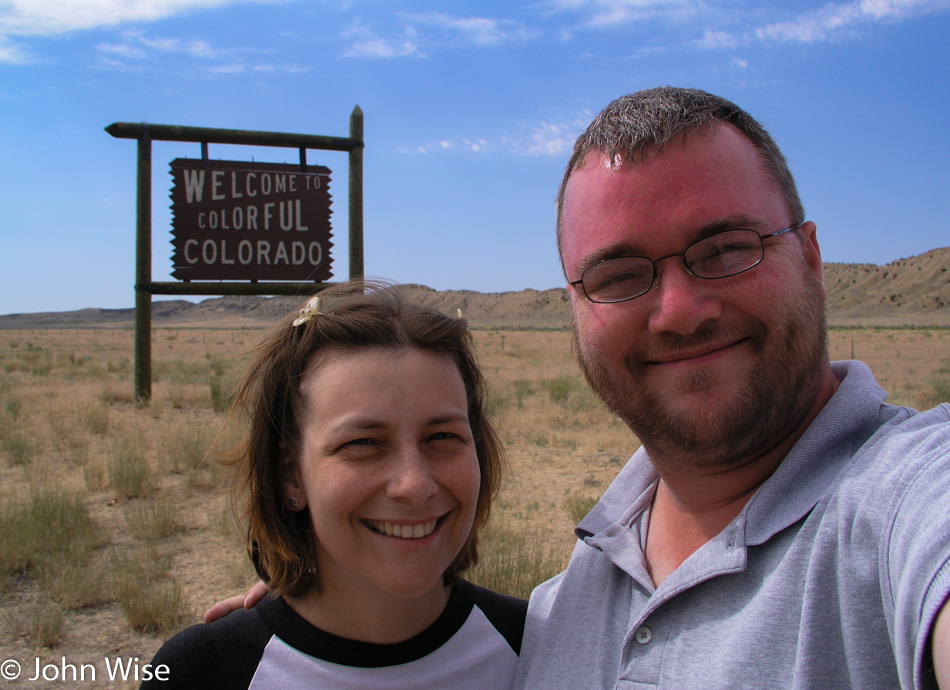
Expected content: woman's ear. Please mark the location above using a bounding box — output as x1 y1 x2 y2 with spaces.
279 448 307 511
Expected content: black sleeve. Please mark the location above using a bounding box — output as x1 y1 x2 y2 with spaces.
469 583 529 654
140 607 273 689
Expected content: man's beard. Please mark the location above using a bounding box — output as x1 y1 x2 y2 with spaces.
575 269 829 471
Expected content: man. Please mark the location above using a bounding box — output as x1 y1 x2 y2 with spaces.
515 86 950 689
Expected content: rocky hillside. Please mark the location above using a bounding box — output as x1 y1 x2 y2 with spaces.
3 248 949 329
822 248 950 325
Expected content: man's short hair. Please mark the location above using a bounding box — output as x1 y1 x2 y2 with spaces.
556 86 805 267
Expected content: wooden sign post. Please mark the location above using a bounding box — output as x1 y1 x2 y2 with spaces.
106 108 364 403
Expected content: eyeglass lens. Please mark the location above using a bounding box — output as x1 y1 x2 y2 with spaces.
581 229 766 303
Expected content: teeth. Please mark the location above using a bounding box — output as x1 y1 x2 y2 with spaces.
370 519 436 539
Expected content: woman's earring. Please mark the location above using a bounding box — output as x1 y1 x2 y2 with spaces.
288 496 300 511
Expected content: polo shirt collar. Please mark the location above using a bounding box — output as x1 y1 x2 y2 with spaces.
577 361 888 548
743 360 887 545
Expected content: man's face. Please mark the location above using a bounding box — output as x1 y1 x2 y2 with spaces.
560 124 829 469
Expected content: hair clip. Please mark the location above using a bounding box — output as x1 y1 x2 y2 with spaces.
293 296 321 327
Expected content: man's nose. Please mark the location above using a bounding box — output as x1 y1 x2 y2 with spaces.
646 258 723 335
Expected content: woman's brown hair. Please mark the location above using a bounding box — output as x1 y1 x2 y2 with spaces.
230 281 504 597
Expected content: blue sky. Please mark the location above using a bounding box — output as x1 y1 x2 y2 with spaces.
1 0 948 315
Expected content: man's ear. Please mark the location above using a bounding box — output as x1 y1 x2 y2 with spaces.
798 221 823 282
279 447 307 511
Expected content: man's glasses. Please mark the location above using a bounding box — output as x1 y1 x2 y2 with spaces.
570 225 801 304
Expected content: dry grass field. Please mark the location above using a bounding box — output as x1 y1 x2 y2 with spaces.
0 325 948 688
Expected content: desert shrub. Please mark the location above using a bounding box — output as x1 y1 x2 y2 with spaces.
209 372 235 413
547 377 574 404
212 499 242 540
2 429 33 466
5 398 23 423
35 561 110 610
108 437 151 499
82 403 110 434
106 357 132 375
159 420 211 474
546 376 599 412
511 379 535 409
527 432 550 447
484 386 510 419
167 384 185 409
55 351 77 369
932 361 950 403
126 498 184 541
467 526 564 599
112 550 189 634
208 355 229 378
23 348 52 376
934 378 950 403
7 597 64 648
154 358 206 384
83 459 107 491
554 436 579 452
564 492 598 524
82 360 107 379
99 385 134 405
0 487 99 577
64 436 90 466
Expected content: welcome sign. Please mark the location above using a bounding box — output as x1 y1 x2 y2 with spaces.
169 159 333 281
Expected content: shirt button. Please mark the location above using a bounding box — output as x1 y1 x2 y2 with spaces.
635 626 652 644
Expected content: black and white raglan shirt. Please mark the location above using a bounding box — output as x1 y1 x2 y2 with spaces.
141 579 527 689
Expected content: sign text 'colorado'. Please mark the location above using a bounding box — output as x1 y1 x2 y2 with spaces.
170 159 333 281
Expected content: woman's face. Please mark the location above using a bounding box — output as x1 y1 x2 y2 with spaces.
285 347 480 607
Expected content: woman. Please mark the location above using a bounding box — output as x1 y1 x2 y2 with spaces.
142 282 526 689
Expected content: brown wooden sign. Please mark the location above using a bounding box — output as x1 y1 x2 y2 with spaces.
170 159 333 281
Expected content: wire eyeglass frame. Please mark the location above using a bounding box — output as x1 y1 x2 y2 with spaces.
569 224 802 304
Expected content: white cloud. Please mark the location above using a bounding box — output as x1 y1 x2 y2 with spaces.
0 0 295 64
343 37 420 58
92 27 304 73
205 62 245 73
541 0 700 29
341 12 536 59
253 62 310 73
397 115 590 158
542 0 950 51
0 36 31 63
341 18 422 59
405 12 539 46
753 0 950 45
96 40 147 59
697 28 740 50
468 139 494 152
506 121 583 156
143 35 217 57
0 0 287 36
398 139 483 154
95 28 222 62
756 4 863 43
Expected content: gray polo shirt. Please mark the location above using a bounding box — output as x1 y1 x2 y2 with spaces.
516 361 950 689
